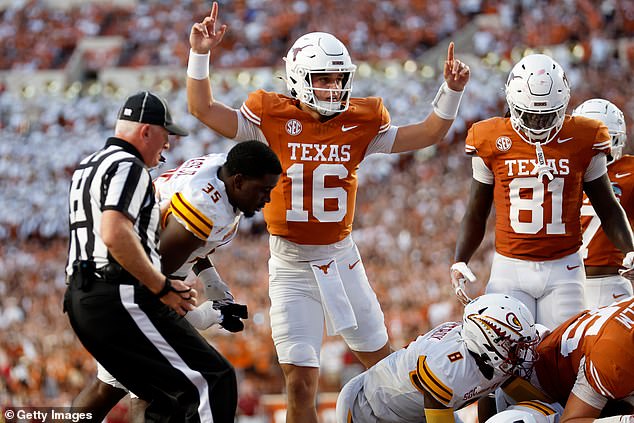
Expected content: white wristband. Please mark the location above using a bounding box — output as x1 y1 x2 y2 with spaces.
187 49 210 80
432 82 463 120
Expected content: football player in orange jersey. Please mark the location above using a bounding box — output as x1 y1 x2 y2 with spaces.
482 301 634 423
186 3 470 422
450 54 634 329
531 298 634 423
573 99 634 308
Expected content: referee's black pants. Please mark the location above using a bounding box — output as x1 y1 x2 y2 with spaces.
64 276 237 422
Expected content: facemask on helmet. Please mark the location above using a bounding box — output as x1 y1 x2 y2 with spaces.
505 54 570 145
572 98 627 164
462 294 538 378
284 32 356 116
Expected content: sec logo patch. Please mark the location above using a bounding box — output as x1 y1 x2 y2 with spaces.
286 119 302 136
496 136 512 152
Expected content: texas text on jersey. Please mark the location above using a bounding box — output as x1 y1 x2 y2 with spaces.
465 115 610 261
240 89 391 245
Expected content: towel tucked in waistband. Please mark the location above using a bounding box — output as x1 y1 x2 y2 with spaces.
310 257 358 335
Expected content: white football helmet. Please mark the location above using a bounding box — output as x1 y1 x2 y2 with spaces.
505 54 570 145
284 32 356 116
462 294 538 378
572 98 627 164
485 409 539 423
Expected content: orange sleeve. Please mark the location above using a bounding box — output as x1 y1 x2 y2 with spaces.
240 89 266 127
585 336 634 400
378 98 391 134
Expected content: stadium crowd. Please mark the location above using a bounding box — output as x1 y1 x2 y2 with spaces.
1 0 634 421
2 0 634 70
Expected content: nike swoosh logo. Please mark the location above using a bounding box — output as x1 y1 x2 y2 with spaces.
341 125 358 132
613 293 627 300
566 265 580 271
616 172 632 178
557 137 573 144
348 259 361 270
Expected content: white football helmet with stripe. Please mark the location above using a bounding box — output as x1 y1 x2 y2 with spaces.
505 54 570 145
284 32 356 116
573 98 627 164
462 294 538 377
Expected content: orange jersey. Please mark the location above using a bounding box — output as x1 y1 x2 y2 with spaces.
466 116 610 260
581 155 634 267
240 89 391 245
534 297 634 403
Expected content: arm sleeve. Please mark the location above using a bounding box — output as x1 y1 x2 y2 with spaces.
584 154 608 182
571 357 609 410
472 156 495 185
234 110 268 143
366 125 398 155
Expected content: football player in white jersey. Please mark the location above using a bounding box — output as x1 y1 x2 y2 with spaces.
335 294 538 423
71 140 282 421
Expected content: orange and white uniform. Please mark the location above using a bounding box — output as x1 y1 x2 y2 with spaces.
533 297 634 409
233 89 396 366
581 155 634 307
466 115 610 328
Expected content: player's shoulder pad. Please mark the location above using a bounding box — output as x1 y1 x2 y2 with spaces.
466 116 507 157
242 89 293 125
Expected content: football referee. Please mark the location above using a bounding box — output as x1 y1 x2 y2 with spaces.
64 91 237 422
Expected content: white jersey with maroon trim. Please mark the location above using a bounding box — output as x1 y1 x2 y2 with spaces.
338 322 507 422
154 154 240 278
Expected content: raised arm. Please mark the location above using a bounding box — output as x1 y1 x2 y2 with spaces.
391 42 470 153
187 1 239 138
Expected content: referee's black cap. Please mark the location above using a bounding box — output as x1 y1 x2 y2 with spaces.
117 91 189 136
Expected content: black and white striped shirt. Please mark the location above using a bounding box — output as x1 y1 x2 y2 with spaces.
66 137 161 275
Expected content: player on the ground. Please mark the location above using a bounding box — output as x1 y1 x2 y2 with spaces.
335 294 538 423
531 297 634 422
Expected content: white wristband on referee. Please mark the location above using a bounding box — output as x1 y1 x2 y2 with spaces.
187 49 210 80
432 81 463 120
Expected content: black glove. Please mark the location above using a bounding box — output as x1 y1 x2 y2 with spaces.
214 302 248 333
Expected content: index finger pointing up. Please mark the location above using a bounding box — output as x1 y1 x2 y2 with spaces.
447 42 455 63
210 1 219 20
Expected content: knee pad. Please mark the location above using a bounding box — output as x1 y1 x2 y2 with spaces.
284 343 319 367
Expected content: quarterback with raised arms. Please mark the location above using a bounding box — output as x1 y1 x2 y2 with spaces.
186 3 470 422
